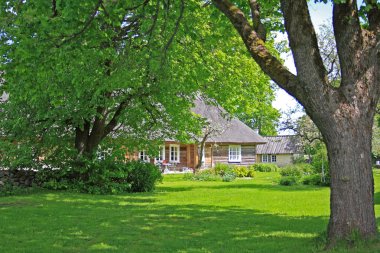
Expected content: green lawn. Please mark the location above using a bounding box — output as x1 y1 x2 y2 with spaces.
1 171 380 253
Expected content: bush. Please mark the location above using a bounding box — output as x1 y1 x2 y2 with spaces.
279 166 302 177
252 163 279 172
246 168 256 178
214 163 234 176
279 176 298 186
36 159 162 194
233 166 249 177
127 161 163 192
222 171 236 182
187 169 220 181
294 163 314 174
301 174 322 185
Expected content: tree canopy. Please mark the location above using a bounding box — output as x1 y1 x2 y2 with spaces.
0 0 278 168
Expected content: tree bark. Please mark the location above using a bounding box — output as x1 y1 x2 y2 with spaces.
322 107 377 242
212 0 380 244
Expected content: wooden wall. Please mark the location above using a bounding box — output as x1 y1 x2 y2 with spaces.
209 144 256 166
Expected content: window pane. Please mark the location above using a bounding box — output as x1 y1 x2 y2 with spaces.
229 145 241 162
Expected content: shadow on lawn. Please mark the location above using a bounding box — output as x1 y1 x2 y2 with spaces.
0 194 329 253
157 182 326 193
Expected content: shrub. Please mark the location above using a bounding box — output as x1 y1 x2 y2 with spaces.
293 163 314 174
301 174 330 186
279 176 298 186
127 161 163 193
36 159 162 194
222 171 236 182
252 163 279 172
301 174 322 185
233 166 249 177
214 163 234 176
279 166 302 177
246 168 256 178
189 169 220 181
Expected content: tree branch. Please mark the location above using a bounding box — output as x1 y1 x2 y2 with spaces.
58 0 103 46
125 0 151 11
102 100 129 138
332 1 363 88
280 0 328 86
248 0 266 41
211 0 301 99
364 0 380 32
52 0 58 18
163 0 185 58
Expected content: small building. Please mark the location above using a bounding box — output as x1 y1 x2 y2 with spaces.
256 135 302 167
131 97 267 171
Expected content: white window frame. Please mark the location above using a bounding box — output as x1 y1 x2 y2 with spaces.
228 145 241 162
156 146 165 162
139 150 149 162
169 144 180 163
271 155 277 163
262 154 268 163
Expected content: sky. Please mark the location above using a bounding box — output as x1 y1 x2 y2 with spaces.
273 1 364 116
272 1 335 132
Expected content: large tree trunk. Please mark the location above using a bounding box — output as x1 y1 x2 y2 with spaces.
322 110 377 242
212 0 380 244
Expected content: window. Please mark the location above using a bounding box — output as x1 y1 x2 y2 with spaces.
262 154 276 163
229 145 241 162
139 150 149 162
156 146 165 162
169 144 180 163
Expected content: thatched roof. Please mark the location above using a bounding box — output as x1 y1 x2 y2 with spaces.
192 98 267 144
256 135 302 154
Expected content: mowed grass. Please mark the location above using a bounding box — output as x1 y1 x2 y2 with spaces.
1 171 380 253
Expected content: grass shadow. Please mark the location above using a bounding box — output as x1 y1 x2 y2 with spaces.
0 198 328 253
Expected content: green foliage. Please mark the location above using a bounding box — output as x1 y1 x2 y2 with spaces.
36 159 162 194
127 161 163 193
185 165 240 182
279 176 298 186
301 174 325 186
232 166 248 177
279 166 303 178
214 163 234 176
0 181 36 196
222 171 237 182
372 114 380 159
278 162 329 187
252 163 279 172
279 163 315 186
184 169 220 181
0 0 279 169
246 168 256 178
310 144 330 183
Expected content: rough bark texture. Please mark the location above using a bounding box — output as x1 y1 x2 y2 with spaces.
212 0 380 244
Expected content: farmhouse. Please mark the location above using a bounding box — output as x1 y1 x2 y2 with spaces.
256 135 302 167
133 98 267 171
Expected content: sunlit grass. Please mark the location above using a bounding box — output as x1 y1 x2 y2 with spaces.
0 171 380 252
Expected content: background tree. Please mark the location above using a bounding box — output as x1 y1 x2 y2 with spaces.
0 1 278 169
211 0 380 244
282 112 323 161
